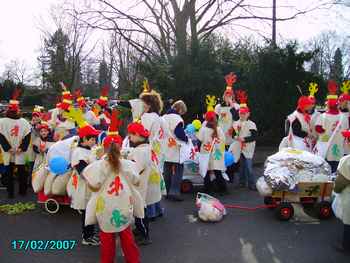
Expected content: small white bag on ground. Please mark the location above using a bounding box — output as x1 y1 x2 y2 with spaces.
44 172 56 196
256 176 272 197
51 171 71 196
196 192 226 222
31 164 48 193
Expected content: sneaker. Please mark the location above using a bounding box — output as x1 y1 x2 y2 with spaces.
82 237 100 246
92 235 100 242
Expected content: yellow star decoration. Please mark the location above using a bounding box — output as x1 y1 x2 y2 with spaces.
96 196 105 214
308 82 318 97
149 169 161 184
341 80 350 94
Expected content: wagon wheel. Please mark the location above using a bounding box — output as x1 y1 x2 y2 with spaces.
315 201 332 220
275 203 294 221
45 198 60 214
181 180 194 193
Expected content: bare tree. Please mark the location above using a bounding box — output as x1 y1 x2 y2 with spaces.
2 59 33 84
66 0 336 63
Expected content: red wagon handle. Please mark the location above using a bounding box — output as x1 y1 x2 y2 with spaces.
224 204 276 211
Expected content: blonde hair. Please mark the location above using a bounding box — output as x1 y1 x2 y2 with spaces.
172 100 187 114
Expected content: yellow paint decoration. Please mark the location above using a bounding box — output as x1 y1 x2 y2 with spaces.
96 196 105 214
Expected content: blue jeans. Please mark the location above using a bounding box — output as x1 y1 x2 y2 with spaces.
239 155 255 187
163 162 184 196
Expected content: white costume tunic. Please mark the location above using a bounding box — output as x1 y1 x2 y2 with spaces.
69 146 96 210
52 118 76 141
286 111 313 152
32 138 54 170
0 117 31 165
127 144 163 206
336 155 350 225
231 120 257 159
129 99 144 120
215 103 239 146
341 111 350 155
162 113 184 163
83 158 144 233
316 112 348 161
84 110 100 126
141 112 165 168
197 126 226 171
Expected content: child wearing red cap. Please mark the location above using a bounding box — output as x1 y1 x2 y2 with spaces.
215 73 240 183
32 122 54 170
83 110 142 263
339 81 350 155
197 96 227 194
231 90 257 190
282 95 314 152
66 108 101 245
0 89 31 198
127 120 163 245
315 80 349 172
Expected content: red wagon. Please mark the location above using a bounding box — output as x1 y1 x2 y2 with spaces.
37 190 71 214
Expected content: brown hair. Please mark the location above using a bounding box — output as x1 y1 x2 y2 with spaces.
107 142 121 174
172 100 187 115
140 91 163 114
206 118 218 140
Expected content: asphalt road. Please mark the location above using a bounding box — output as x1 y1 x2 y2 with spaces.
0 180 349 263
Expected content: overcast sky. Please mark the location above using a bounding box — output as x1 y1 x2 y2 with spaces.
0 0 348 77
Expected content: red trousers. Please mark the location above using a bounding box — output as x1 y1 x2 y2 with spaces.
100 226 140 263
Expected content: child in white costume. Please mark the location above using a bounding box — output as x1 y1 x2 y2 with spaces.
162 100 189 201
215 73 240 182
66 107 101 246
231 90 257 190
197 109 227 194
84 120 142 263
0 90 31 198
127 121 163 245
32 122 54 170
315 81 348 172
338 80 350 155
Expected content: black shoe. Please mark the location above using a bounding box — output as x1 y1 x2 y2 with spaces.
82 237 100 246
334 243 350 254
137 237 152 246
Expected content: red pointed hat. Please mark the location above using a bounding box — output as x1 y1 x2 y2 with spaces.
8 88 21 112
59 82 73 111
75 89 87 108
103 109 123 147
224 72 237 96
297 96 313 111
127 121 150 138
236 90 250 113
97 85 109 107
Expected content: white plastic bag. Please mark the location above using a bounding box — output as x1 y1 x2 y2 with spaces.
31 164 48 193
179 140 195 164
256 177 272 197
228 140 241 163
198 153 210 178
51 171 71 196
196 192 226 222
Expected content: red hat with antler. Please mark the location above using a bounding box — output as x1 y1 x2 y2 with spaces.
224 72 237 97
59 82 73 111
127 121 150 138
339 80 350 103
37 113 51 131
326 80 338 107
236 90 250 114
97 85 109 107
8 88 21 112
75 89 87 108
297 96 313 111
103 109 123 147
